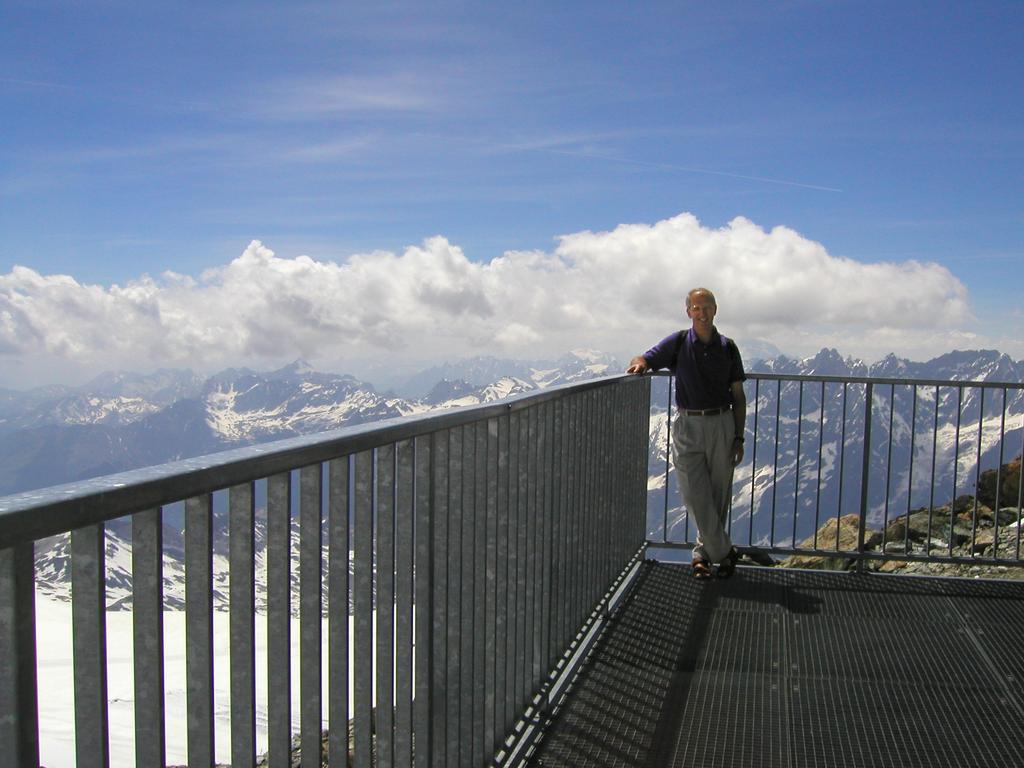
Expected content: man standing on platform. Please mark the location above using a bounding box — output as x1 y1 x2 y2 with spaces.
626 287 747 579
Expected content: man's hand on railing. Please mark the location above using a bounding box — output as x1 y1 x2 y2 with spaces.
626 356 649 375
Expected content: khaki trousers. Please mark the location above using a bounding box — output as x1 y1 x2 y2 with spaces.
672 410 735 563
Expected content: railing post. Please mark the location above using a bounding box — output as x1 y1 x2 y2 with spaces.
132 508 166 768
0 542 39 768
857 382 874 570
72 523 110 768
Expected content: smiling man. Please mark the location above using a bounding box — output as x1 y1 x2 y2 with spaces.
626 287 747 579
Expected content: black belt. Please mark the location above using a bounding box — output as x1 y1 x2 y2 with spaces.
680 405 731 416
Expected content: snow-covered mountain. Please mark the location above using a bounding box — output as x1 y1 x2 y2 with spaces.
397 349 619 397
0 350 623 497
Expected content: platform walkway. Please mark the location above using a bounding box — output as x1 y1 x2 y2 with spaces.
526 563 1024 768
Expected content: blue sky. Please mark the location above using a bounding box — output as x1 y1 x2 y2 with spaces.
1 1 1022 387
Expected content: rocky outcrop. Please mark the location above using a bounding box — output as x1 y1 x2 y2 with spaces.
977 457 1022 511
777 498 1024 580
778 513 882 571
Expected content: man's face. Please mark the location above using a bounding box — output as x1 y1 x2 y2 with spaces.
686 293 717 332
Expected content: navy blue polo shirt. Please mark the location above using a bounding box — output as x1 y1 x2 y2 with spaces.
643 327 746 410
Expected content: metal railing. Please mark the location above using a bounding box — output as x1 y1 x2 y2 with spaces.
0 375 650 768
647 371 1024 566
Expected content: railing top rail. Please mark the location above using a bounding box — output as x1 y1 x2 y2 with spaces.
0 373 642 549
650 369 1024 390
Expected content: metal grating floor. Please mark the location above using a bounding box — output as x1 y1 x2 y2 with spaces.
526 562 1024 768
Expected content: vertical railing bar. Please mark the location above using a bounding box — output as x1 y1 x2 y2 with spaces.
616 386 627 573
327 459 350 768
578 393 590 633
591 390 604 608
484 417 499 758
299 464 324 768
603 389 615 603
395 441 415 768
905 386 918 553
506 409 520 737
560 397 574 678
583 390 594 602
611 386 622 564
626 382 634 549
72 522 110 768
993 389 1007 558
563 396 575 657
793 381 804 547
353 450 375 767
523 407 536 710
510 409 523 720
882 384 895 552
595 389 605 595
446 426 463 767
589 397 601 632
662 375 673 542
494 414 510 744
413 433 434 768
928 385 940 553
132 507 165 768
748 378 760 546
598 391 607 602
1016 410 1024 560
572 394 584 637
640 379 653 552
472 421 487 766
552 399 566 680
185 493 214 768
857 382 874 560
770 380 781 546
377 443 397 768
814 381 825 544
835 383 848 550
458 424 476 766
602 387 610 581
950 386 963 558
0 542 39 768
430 430 449 768
516 410 529 711
540 402 554 696
481 417 494 762
229 482 256 768
267 472 292 768
971 388 985 557
534 404 547 688
727 384 735 535
592 390 603 603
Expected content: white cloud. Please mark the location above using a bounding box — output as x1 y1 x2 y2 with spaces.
0 212 984 386
257 74 442 120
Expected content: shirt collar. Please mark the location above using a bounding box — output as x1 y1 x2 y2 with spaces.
687 326 720 346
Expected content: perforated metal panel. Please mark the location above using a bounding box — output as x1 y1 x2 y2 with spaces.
527 564 1024 768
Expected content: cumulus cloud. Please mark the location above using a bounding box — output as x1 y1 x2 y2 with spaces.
0 212 977 383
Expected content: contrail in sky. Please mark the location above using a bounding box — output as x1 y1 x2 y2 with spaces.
540 147 843 193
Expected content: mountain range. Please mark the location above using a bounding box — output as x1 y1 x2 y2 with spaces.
0 349 621 497
5 346 1023 608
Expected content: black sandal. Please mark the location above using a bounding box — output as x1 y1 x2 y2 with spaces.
692 557 713 580
717 547 740 579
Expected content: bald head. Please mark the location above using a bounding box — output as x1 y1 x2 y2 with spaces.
685 287 717 310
